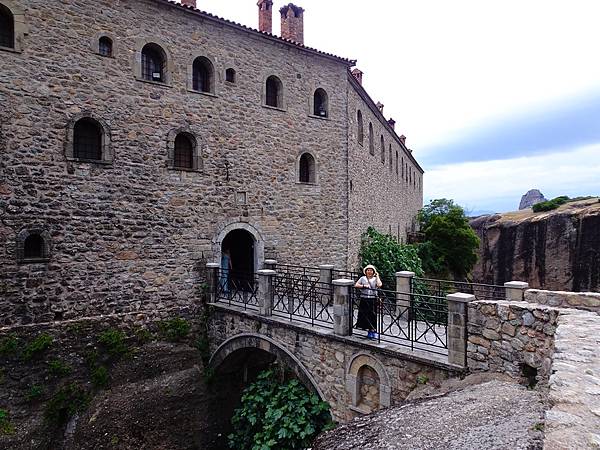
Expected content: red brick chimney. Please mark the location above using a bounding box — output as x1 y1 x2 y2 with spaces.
280 4 304 44
351 68 363 85
258 0 273 34
388 118 396 130
181 0 196 7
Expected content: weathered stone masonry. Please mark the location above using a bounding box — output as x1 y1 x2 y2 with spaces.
0 0 423 325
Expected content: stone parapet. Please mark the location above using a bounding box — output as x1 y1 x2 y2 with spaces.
524 289 600 313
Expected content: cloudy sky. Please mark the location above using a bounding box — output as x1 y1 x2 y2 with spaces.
183 0 600 214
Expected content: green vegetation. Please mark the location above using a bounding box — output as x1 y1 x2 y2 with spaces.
44 383 89 425
90 365 109 388
98 329 129 358
418 199 480 279
532 195 570 212
22 333 53 360
134 327 154 344
0 409 15 435
158 318 191 342
26 384 44 401
0 334 19 358
416 374 429 385
47 358 72 378
228 369 332 450
359 226 424 288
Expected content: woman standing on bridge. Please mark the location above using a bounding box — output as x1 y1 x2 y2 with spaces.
355 265 382 340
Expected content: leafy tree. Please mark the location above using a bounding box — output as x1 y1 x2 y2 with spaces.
228 369 332 450
418 199 480 279
358 226 424 288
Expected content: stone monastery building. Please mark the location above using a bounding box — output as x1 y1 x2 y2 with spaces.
0 0 423 325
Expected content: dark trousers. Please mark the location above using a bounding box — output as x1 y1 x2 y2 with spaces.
355 296 377 331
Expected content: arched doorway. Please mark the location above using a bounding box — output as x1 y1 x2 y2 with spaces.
221 229 255 290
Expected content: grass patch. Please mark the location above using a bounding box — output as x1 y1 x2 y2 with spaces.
44 384 89 425
0 409 15 435
90 365 109 388
158 318 190 342
26 384 44 402
22 333 53 360
134 327 154 345
416 374 429 385
47 358 72 378
98 329 129 358
0 334 20 358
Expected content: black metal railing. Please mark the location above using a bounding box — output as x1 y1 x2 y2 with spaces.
350 287 448 355
215 268 259 311
413 277 508 301
271 272 334 328
276 264 321 282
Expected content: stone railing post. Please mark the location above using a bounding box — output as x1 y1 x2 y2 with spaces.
504 281 529 301
206 263 220 303
396 271 415 317
319 264 335 305
333 279 354 336
263 259 277 271
446 292 475 367
258 269 276 316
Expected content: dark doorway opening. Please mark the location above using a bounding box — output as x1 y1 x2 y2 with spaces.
221 229 255 290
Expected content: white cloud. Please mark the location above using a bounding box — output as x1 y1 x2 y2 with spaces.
424 144 600 212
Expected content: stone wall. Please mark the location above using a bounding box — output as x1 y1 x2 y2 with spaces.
525 289 600 314
467 300 559 382
209 305 459 422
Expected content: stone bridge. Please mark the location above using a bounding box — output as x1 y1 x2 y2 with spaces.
204 263 531 421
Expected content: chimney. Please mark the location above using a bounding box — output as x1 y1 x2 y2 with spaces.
376 102 384 113
400 135 406 145
181 0 196 7
280 3 304 44
351 68 363 85
388 118 396 130
258 0 273 34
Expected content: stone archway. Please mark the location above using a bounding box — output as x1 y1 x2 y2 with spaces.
213 220 265 274
346 352 391 413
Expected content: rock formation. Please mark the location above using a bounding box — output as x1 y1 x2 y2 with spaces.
519 189 547 210
470 198 600 291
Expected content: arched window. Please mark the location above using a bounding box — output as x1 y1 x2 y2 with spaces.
73 118 102 161
265 75 283 108
298 152 316 183
380 136 385 163
141 43 166 82
368 123 374 155
389 145 392 173
0 4 14 49
192 56 214 93
98 36 113 57
313 88 328 117
173 133 195 169
225 68 236 83
18 230 50 263
395 151 399 175
357 110 364 145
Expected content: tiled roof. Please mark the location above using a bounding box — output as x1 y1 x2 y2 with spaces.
155 0 356 66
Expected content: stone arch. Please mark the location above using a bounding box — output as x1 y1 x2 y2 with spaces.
0 0 27 53
261 72 286 110
133 37 174 85
90 31 117 57
346 352 391 411
166 126 203 171
64 112 113 164
187 52 218 95
212 220 265 273
296 149 318 184
16 227 51 263
209 333 327 402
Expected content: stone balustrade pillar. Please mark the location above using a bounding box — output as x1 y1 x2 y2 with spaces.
396 271 415 317
446 292 475 367
258 269 276 316
504 281 529 302
319 264 335 305
263 259 277 271
333 279 354 336
206 262 220 303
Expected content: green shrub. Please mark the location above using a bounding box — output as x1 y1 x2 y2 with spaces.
0 334 20 358
26 384 44 401
44 384 89 425
47 358 72 378
83 349 99 368
416 374 429 385
134 327 154 345
158 318 191 342
532 195 570 212
0 409 15 435
98 329 129 358
228 369 332 450
22 334 53 360
90 365 109 388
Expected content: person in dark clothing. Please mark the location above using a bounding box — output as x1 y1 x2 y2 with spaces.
354 264 382 339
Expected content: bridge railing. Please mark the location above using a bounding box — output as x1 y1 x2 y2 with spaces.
413 277 510 301
214 268 260 312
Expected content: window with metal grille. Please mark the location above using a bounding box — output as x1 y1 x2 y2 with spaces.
299 153 315 183
73 118 102 160
23 234 45 259
357 110 364 145
368 123 374 155
313 88 328 117
141 44 166 82
98 36 112 57
225 68 236 83
0 5 14 49
266 75 282 107
192 57 213 93
174 133 194 169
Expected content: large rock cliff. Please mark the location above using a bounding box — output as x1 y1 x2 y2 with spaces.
470 198 600 292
